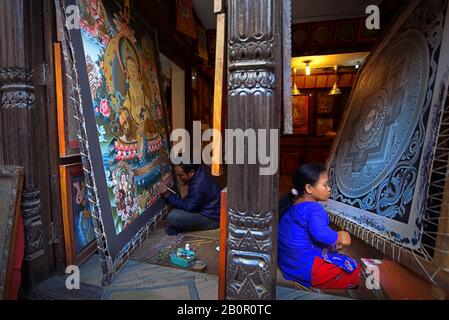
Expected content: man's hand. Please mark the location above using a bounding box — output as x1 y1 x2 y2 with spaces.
159 183 170 198
337 231 351 247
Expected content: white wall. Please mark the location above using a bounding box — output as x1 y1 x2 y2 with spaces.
159 54 186 150
159 53 172 80
171 63 185 133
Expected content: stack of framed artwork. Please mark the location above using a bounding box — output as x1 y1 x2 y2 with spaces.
54 42 81 158
54 0 97 268
0 166 24 299
59 164 96 266
61 0 176 285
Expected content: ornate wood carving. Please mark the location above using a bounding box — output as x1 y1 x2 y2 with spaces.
226 0 283 300
0 0 54 287
21 188 45 260
0 0 45 263
0 68 35 110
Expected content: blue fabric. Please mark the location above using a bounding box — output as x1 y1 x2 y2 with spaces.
278 202 339 287
321 248 358 273
165 165 222 220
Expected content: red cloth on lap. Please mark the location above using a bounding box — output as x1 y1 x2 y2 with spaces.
311 256 360 289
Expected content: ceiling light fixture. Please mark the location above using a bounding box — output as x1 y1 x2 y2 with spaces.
329 65 342 96
304 60 312 76
292 68 301 95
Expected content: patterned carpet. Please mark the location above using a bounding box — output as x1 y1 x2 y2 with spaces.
21 203 380 300
184 228 220 240
23 253 356 300
131 222 184 265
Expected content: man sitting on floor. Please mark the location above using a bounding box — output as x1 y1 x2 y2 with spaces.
161 163 222 235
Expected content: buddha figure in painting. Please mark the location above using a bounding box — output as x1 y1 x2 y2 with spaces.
117 43 159 161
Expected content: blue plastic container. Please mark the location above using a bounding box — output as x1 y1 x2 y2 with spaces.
170 248 195 268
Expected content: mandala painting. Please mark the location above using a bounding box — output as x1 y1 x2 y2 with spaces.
323 0 449 249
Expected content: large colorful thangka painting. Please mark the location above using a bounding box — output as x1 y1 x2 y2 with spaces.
322 0 449 249
65 0 175 281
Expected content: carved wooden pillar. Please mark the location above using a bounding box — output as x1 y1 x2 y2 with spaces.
0 0 53 288
226 0 282 300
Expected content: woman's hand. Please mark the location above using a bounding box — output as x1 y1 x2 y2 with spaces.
337 231 351 247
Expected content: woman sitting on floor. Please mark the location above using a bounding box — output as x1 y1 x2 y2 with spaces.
278 163 360 290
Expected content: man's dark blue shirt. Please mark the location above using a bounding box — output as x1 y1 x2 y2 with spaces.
165 165 222 220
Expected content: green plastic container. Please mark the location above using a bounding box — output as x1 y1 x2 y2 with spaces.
170 248 195 268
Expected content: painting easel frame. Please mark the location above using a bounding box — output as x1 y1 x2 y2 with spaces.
59 163 97 266
0 166 24 299
63 0 177 285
